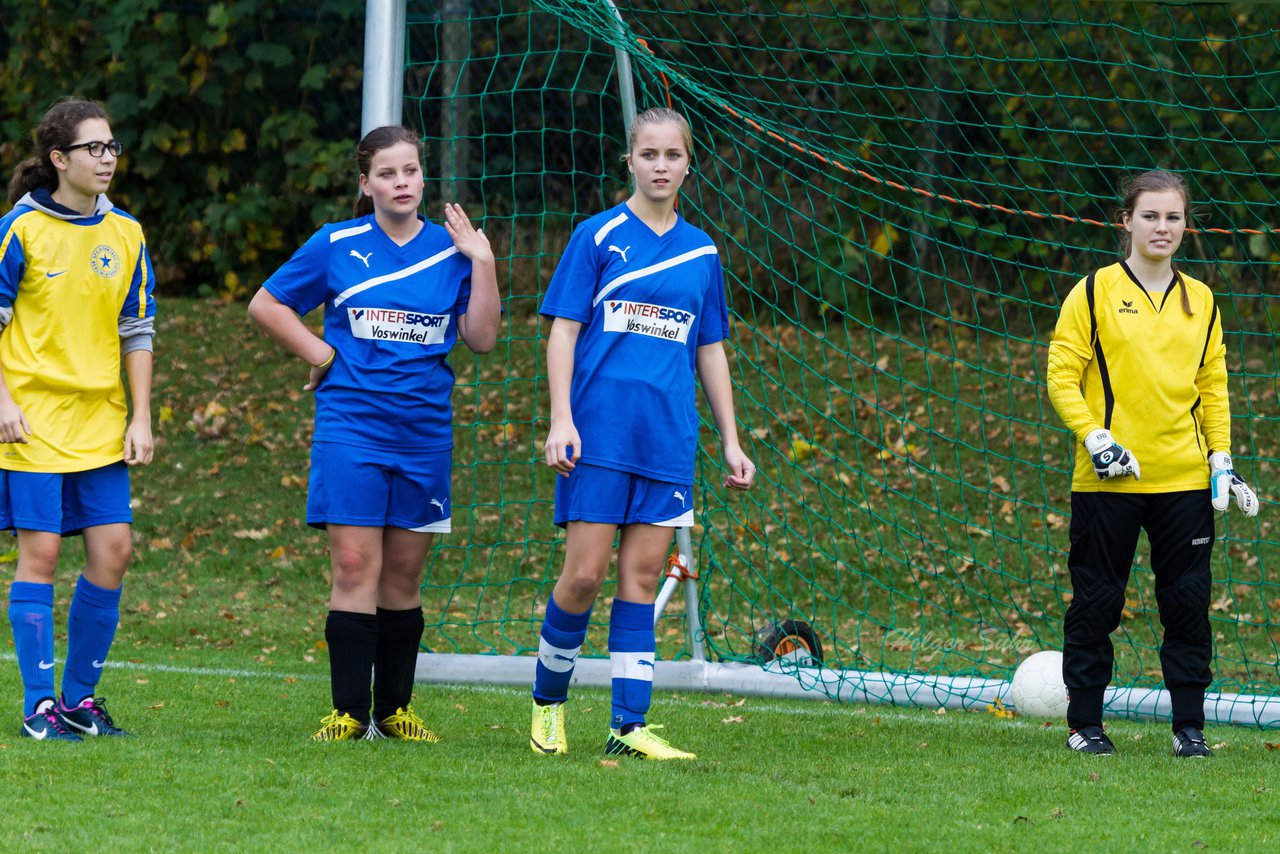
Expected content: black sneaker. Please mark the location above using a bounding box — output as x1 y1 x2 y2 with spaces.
58 695 130 737
20 703 83 742
1067 725 1116 755
1172 726 1212 757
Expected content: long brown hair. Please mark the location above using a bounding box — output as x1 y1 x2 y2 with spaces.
354 125 424 217
1116 169 1193 315
7 98 110 205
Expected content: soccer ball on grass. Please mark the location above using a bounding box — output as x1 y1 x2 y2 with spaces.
1007 650 1068 718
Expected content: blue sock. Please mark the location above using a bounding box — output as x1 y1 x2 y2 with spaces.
8 581 55 717
61 575 122 706
532 595 591 704
609 598 655 730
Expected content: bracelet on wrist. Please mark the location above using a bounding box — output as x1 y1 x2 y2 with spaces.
314 349 335 369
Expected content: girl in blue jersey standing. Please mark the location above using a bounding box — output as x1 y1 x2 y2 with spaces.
0 98 156 741
530 108 755 760
249 126 499 741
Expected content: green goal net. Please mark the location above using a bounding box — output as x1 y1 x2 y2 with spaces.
405 0 1280 718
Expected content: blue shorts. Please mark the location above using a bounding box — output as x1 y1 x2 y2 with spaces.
0 463 132 535
307 441 452 533
553 463 694 528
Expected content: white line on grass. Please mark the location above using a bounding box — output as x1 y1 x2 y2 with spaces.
0 653 326 682
0 656 1047 727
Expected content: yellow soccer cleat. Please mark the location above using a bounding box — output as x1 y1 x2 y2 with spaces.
530 700 568 755
312 710 367 742
371 706 441 743
604 724 696 760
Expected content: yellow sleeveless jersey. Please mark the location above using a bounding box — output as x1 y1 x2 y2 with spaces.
0 193 155 472
1046 262 1228 493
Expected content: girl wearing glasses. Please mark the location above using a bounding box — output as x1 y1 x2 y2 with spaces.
0 98 156 741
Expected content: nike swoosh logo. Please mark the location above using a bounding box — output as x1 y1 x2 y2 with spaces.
46 270 67 278
92 660 106 668
78 721 100 736
23 722 48 740
38 661 54 670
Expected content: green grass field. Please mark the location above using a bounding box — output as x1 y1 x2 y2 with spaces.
1 297 1278 850
1 664 1279 851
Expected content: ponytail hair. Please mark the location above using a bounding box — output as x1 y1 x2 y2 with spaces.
354 126 424 216
7 98 110 205
1116 169 1194 316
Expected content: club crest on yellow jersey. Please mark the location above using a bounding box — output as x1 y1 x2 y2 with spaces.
90 244 121 277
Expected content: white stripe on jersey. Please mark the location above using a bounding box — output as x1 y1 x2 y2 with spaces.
593 212 629 245
611 651 656 682
329 223 373 243
592 245 719 307
333 245 461 307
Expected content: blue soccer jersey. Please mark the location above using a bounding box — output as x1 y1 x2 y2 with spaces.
540 203 730 482
264 215 471 452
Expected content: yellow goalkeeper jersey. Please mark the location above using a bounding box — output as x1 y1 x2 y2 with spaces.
1046 261 1228 493
0 191 155 473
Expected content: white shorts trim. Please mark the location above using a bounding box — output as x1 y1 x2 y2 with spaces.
408 517 451 534
653 509 695 528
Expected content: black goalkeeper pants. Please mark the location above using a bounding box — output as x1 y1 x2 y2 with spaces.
1062 490 1214 732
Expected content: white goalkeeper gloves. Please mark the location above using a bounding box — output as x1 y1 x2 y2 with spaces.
1209 451 1259 517
1084 429 1141 480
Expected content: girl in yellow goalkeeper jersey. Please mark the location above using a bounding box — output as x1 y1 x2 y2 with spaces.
1046 169 1257 758
0 98 156 741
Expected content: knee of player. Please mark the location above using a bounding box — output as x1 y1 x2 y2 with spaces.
559 567 608 602
329 547 378 590
1064 586 1126 637
18 541 62 577
1156 571 1212 624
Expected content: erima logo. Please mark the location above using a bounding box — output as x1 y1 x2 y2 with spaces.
350 250 372 267
608 244 630 263
1119 299 1139 315
674 490 687 508
1191 536 1211 546
430 498 448 514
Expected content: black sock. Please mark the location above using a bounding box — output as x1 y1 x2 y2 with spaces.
325 610 378 724
372 606 425 722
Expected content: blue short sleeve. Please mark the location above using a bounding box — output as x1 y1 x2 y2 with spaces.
263 228 331 315
539 225 600 323
696 258 729 346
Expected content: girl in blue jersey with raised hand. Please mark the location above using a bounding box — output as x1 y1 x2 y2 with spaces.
530 107 755 760
0 98 156 741
249 125 499 742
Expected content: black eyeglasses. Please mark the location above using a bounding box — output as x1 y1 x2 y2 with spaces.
61 140 123 158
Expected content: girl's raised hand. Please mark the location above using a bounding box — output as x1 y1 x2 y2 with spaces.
443 202 494 263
